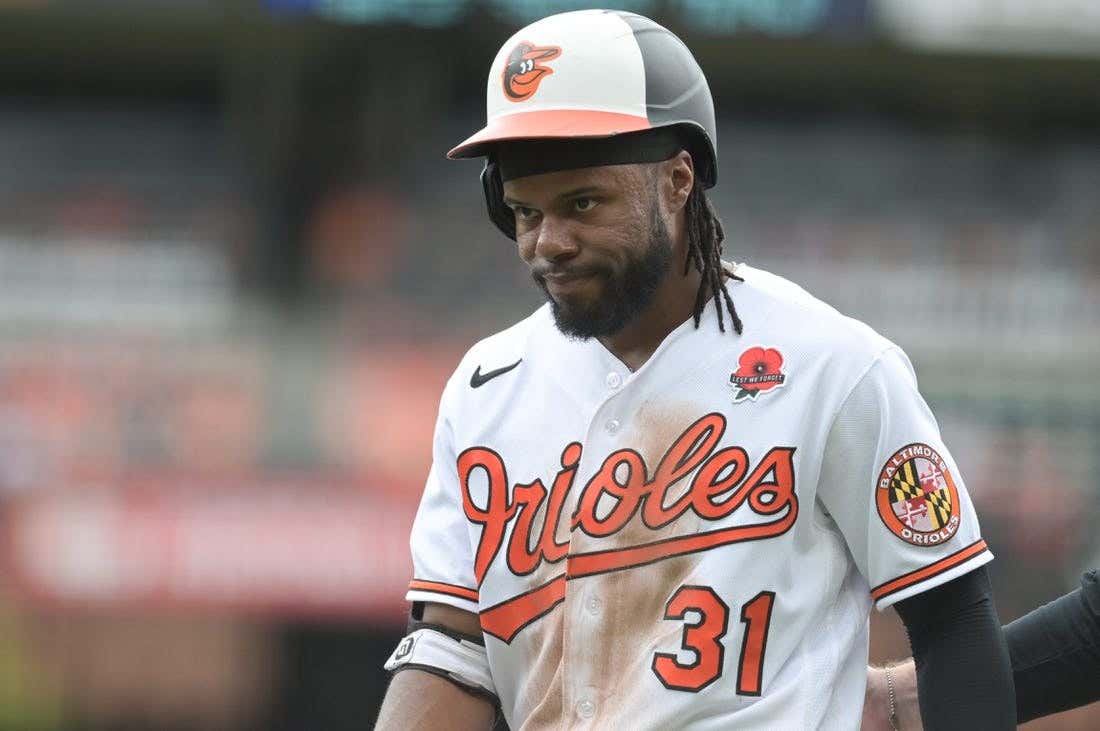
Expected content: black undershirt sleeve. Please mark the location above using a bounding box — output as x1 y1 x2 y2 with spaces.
1007 569 1100 723
894 566 1015 731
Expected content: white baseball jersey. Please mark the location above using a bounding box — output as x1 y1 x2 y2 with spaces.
402 264 992 730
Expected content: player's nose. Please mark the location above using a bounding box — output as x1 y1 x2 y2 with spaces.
532 214 579 263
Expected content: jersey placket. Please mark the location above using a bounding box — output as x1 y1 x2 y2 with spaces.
559 349 634 728
556 315 717 726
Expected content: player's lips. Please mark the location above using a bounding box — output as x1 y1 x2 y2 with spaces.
540 269 598 293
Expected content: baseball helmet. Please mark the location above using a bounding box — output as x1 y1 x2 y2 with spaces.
448 9 718 239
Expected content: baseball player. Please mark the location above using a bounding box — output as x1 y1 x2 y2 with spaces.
863 568 1100 729
376 9 1014 730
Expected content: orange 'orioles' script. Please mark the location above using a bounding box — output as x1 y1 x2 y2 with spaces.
457 413 798 642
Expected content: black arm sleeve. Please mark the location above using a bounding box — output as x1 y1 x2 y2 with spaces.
894 566 1015 731
1007 569 1100 723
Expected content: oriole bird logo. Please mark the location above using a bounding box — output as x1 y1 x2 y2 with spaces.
502 41 562 102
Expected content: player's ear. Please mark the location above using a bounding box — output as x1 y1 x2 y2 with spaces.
661 150 694 214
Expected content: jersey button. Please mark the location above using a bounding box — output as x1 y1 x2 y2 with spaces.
585 596 602 616
576 698 596 719
605 419 620 434
605 372 622 389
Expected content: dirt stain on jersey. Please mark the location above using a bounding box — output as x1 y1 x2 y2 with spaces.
514 605 564 730
511 524 571 719
515 403 714 729
586 403 707 724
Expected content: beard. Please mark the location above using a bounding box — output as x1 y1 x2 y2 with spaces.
535 201 674 340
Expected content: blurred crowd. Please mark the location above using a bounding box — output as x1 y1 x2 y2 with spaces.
0 1 1098 729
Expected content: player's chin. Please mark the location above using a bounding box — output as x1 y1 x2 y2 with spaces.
550 300 623 340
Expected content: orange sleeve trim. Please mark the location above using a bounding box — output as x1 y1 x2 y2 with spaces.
871 539 989 602
408 579 479 603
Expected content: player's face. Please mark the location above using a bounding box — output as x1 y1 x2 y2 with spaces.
502 164 674 340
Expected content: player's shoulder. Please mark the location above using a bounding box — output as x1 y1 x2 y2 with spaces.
733 263 901 369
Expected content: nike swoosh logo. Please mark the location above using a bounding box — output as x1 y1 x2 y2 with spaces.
470 359 522 388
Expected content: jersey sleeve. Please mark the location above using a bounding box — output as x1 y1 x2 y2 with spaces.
818 347 993 611
404 379 480 614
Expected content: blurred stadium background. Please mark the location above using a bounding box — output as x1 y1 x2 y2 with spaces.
0 0 1097 729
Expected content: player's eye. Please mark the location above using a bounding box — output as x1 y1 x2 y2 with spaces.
513 206 538 221
573 197 599 213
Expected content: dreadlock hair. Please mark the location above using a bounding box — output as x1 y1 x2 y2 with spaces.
682 184 743 335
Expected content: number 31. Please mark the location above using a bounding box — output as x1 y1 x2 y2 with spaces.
652 585 776 695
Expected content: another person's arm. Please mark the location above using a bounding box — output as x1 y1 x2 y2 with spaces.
1008 568 1100 722
865 569 1100 729
375 604 496 731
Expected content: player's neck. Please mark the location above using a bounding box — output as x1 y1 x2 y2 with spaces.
598 264 702 372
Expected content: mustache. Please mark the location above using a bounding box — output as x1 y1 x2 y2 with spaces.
531 263 607 282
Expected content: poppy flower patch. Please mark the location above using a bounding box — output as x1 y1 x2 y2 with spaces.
729 346 787 403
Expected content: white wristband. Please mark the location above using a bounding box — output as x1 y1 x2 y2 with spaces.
384 628 497 699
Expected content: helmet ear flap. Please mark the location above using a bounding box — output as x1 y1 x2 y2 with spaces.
481 157 516 240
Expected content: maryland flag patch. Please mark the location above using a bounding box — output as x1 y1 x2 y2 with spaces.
876 443 961 547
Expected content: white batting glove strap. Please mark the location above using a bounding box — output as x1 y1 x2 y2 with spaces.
383 628 497 698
